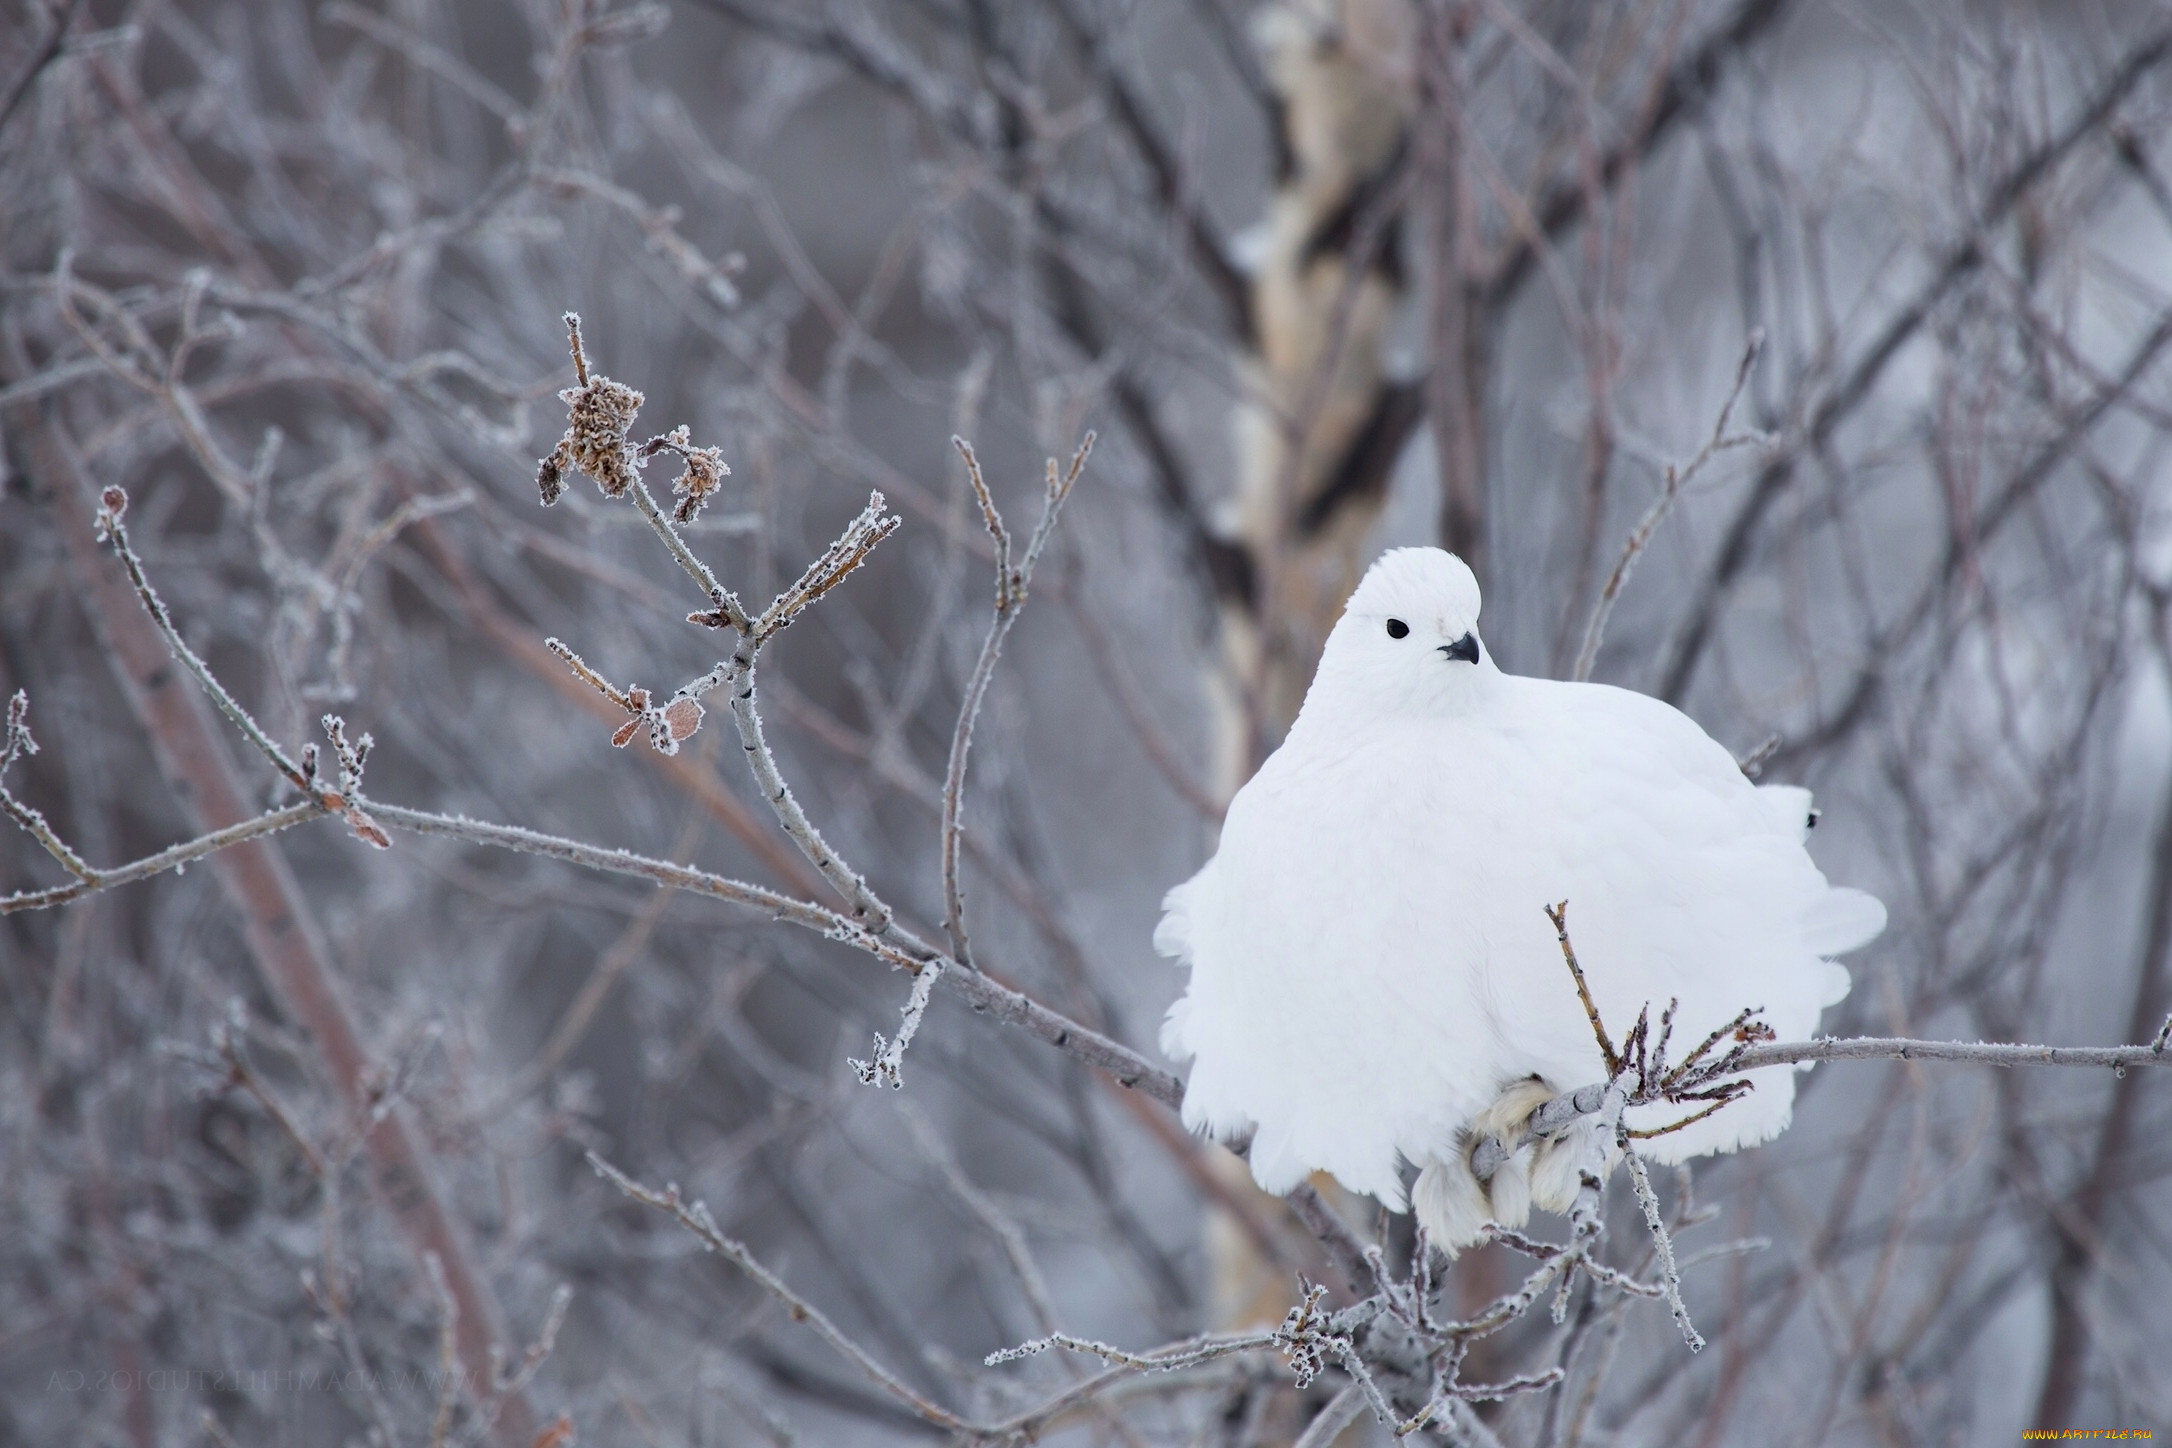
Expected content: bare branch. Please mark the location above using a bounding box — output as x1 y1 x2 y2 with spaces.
0 690 96 882
749 491 903 645
939 435 1092 968
95 487 308 791
1572 330 1767 682
1624 1147 1703 1352
1546 900 1620 1074
588 1153 976 1434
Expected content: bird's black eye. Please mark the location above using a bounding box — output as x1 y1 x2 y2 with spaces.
1385 618 1409 639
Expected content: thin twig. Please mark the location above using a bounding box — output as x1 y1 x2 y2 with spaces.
1624 1147 1703 1351
939 435 1092 968
96 490 308 791
0 0 82 136
544 637 641 714
985 1329 1276 1372
588 1154 975 1434
1 801 323 914
1731 1035 2172 1072
1572 330 1767 682
424 1255 462 1448
899 1103 1061 1334
707 636 912 941
1480 1032 2172 1159
850 957 946 1089
1292 1381 1368 1448
1 691 96 881
323 799 1187 1104
209 1005 327 1178
1546 901 1619 1074
749 491 902 644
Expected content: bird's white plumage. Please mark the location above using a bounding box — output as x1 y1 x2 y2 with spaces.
1159 549 1883 1229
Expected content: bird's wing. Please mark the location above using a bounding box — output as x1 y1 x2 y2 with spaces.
1154 870 1205 1062
1489 679 1879 1158
1156 734 1503 1206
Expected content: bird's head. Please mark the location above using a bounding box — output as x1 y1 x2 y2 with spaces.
1308 547 1493 719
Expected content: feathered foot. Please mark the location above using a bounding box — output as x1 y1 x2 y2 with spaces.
1414 1077 1610 1256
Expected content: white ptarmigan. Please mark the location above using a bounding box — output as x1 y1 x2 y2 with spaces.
1157 548 1885 1251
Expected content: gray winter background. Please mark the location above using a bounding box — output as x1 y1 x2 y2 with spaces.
2 0 2170 1444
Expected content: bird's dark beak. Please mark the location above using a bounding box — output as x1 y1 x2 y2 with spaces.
1440 632 1481 665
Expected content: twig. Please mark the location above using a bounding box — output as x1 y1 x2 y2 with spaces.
1 801 323 914
984 1329 1275 1372
849 957 945 1089
607 477 909 940
1730 1035 2172 1073
1572 330 1766 682
1477 1032 2172 1161
92 489 396 847
0 691 96 881
1292 1381 1368 1448
588 1154 975 1434
208 1005 327 1178
490 1284 573 1399
544 638 704 753
748 491 902 644
899 1104 1061 1334
939 434 1092 968
1285 1181 1376 1297
307 799 1187 1104
1546 901 1619 1074
1654 26 2172 704
544 637 641 714
0 0 82 136
1624 1147 1703 1351
1435 1365 1569 1406
706 634 910 939
95 489 308 791
1478 1226 1662 1300
424 1255 462 1448
30 425 538 1446
1560 1080 1630 1325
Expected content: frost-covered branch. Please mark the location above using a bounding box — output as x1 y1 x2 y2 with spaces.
1 797 323 914
1624 1147 1702 1351
94 487 310 792
1478 1027 2172 1170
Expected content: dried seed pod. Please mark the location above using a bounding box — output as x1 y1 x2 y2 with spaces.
664 427 729 523
554 373 646 498
537 452 568 506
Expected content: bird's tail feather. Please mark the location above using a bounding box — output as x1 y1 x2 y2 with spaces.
1802 886 1886 956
